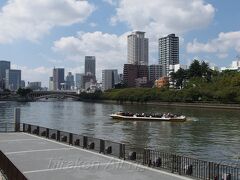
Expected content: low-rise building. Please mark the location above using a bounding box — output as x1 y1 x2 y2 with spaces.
221 60 240 72
148 64 163 83
155 77 169 88
28 82 41 90
123 64 148 87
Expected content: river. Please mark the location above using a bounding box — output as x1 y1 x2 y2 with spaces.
0 100 239 165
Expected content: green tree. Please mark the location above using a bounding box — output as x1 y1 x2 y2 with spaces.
188 60 202 78
171 68 188 89
16 88 33 97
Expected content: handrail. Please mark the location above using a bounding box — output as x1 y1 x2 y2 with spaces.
0 150 27 180
22 123 240 180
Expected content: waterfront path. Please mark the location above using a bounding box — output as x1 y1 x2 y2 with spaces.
0 132 192 180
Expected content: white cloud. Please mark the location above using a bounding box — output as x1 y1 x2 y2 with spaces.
111 0 215 38
187 31 240 58
52 0 216 80
89 22 97 27
53 31 128 80
102 0 118 6
0 0 95 43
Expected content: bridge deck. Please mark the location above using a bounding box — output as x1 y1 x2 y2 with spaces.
0 133 192 180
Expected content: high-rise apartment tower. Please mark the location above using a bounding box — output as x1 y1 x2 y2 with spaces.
159 34 179 76
127 31 149 65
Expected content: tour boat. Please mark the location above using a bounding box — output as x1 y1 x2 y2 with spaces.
110 112 186 122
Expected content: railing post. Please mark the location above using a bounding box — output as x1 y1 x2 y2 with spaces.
46 128 49 138
28 125 31 133
69 133 73 145
209 162 213 180
100 139 105 154
23 123 26 132
14 108 20 132
83 136 88 148
119 144 125 160
57 131 60 141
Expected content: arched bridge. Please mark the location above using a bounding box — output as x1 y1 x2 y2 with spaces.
28 91 80 101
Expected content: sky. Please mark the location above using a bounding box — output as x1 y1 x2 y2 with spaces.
0 0 240 87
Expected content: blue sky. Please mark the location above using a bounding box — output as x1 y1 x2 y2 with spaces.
0 0 240 86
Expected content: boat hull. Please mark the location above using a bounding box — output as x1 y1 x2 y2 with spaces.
110 114 186 122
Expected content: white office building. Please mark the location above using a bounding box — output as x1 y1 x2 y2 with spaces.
221 59 240 72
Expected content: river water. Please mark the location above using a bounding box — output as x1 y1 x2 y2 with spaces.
0 100 239 164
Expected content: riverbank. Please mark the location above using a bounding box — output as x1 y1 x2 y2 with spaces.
99 100 240 110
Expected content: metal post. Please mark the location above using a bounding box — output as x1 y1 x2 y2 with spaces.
57 131 60 141
119 144 125 159
99 139 105 154
69 133 73 145
83 136 88 148
14 108 21 132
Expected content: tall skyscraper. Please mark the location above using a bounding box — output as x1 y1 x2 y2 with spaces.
159 34 179 76
49 77 54 91
75 73 84 89
85 56 96 76
102 69 119 91
53 68 65 90
65 72 74 90
5 69 21 91
127 31 149 65
0 60 10 89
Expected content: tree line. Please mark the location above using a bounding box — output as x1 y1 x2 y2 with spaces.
102 60 240 104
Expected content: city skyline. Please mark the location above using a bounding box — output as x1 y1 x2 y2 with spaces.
0 0 240 86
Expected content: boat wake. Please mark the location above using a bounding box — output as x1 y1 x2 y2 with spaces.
186 117 199 122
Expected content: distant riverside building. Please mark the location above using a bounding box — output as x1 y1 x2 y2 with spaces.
66 72 74 90
0 60 10 89
123 64 148 87
169 64 188 74
148 64 163 83
53 68 65 90
118 73 123 82
75 73 84 89
82 74 96 89
221 59 240 72
155 77 169 88
127 31 149 65
5 69 21 91
85 56 96 76
21 80 25 88
159 34 179 76
49 77 54 91
102 69 119 91
28 82 41 90
210 65 219 71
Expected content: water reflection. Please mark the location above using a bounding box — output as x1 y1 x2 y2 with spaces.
0 101 240 163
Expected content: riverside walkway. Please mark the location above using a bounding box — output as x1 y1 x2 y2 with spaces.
0 132 191 180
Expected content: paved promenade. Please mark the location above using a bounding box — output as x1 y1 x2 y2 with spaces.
0 132 192 180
